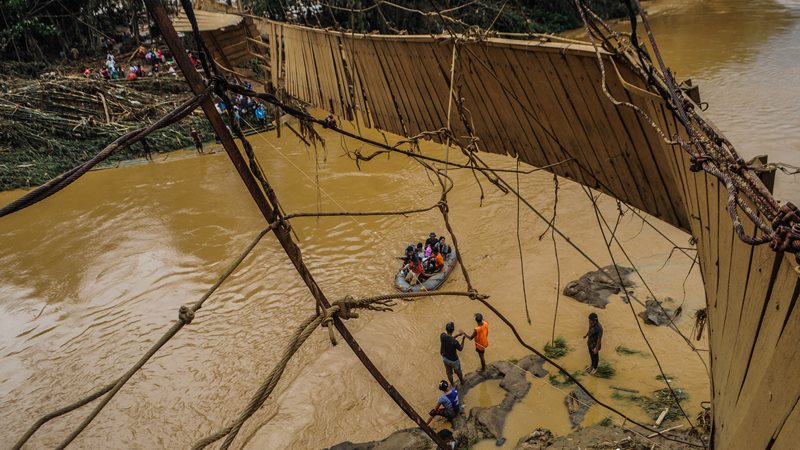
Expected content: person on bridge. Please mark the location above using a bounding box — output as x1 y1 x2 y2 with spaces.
427 380 461 424
463 313 489 371
440 322 466 386
583 312 603 375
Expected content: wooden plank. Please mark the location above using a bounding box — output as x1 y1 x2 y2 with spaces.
466 44 533 160
501 46 580 182
495 46 562 169
371 38 413 135
456 44 515 156
476 45 550 167
358 39 395 132
552 51 628 196
722 258 799 448
534 50 626 190
770 398 800 448
389 41 435 136
597 57 664 218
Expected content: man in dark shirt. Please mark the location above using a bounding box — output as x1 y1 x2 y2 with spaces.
425 232 438 250
583 312 603 375
440 322 466 386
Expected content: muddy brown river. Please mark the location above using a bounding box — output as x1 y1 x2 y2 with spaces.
2 0 798 448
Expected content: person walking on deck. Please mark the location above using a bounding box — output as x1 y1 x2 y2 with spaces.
583 312 603 375
464 313 489 371
440 322 465 386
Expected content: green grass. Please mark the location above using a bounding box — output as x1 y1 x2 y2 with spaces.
548 370 584 388
611 387 689 423
594 360 616 379
598 416 613 427
656 374 676 382
615 345 649 358
544 336 572 359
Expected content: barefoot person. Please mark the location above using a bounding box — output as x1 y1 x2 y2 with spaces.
583 312 603 375
426 380 461 424
464 313 489 371
440 322 465 386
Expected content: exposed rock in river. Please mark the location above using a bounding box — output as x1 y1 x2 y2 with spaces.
564 388 595 430
563 265 635 308
638 298 682 326
326 355 549 450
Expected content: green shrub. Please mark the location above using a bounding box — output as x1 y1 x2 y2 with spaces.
544 336 571 359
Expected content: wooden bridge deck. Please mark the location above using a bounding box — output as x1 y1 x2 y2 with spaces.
259 21 798 448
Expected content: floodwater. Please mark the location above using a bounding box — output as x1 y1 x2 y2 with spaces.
633 0 800 201
0 0 797 448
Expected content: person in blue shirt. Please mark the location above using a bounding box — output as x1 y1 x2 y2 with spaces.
427 380 460 424
254 104 266 128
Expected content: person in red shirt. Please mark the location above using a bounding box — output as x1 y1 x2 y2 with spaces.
464 313 489 371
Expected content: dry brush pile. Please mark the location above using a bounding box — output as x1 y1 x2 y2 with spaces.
0 76 213 190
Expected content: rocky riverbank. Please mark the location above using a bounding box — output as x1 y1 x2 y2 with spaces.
327 356 705 450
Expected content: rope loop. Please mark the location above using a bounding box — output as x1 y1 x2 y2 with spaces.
178 305 195 325
467 289 487 301
689 155 712 172
438 200 449 214
769 202 800 253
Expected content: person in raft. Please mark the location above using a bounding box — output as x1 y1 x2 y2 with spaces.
427 380 461 424
583 312 603 375
463 313 489 371
440 322 466 386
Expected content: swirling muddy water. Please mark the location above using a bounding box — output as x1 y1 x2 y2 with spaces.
2 0 798 448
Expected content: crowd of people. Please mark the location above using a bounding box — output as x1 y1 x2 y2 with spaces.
400 232 452 288
214 85 270 131
81 40 198 81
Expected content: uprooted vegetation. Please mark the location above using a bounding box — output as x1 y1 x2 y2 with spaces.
0 76 213 190
544 336 572 359
612 387 689 423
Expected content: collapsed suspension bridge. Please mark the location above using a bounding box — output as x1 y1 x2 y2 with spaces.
5 0 800 449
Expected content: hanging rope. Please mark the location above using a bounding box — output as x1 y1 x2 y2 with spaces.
515 156 532 324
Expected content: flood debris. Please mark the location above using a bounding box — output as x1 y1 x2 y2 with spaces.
564 387 595 429
615 345 649 357
612 387 689 424
563 265 635 308
638 298 682 326
515 424 686 449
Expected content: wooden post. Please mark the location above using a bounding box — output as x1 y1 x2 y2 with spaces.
142 2 448 448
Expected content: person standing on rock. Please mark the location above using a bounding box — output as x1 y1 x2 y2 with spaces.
463 313 489 371
440 322 466 386
583 312 603 375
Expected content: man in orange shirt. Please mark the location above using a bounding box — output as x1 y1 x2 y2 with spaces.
465 313 489 371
